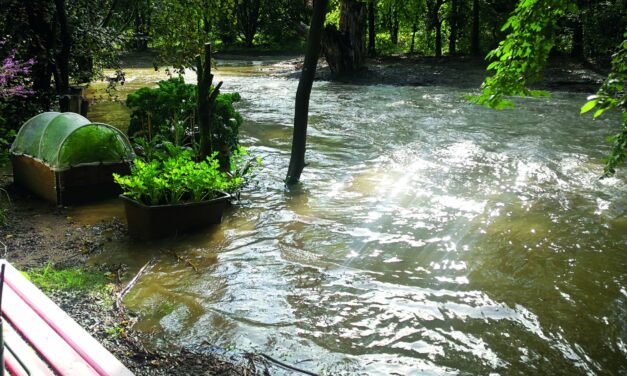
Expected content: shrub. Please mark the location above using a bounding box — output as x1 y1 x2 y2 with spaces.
113 146 258 206
126 77 243 164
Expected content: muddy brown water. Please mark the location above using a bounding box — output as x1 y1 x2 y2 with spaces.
82 58 626 375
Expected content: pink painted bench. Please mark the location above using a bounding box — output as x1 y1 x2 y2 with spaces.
1 259 134 376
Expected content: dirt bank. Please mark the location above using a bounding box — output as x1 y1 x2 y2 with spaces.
282 54 605 93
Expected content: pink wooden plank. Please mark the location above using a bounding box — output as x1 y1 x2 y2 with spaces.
2 280 99 375
4 348 29 376
2 318 55 376
0 260 134 376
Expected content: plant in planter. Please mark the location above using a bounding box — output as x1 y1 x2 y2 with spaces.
126 77 242 167
113 147 255 239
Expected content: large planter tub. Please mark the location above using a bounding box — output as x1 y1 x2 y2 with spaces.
11 155 130 205
120 193 230 239
10 112 135 205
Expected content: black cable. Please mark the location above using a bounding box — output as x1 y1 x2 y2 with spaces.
260 353 320 376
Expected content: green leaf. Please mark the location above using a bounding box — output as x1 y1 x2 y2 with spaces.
580 100 598 114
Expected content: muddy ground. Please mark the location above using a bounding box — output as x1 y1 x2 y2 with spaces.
0 174 283 375
0 54 606 375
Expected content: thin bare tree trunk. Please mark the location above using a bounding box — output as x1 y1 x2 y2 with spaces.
368 0 375 56
196 43 223 161
286 0 329 185
471 0 480 56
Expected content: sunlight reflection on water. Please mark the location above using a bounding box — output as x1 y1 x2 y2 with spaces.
88 61 626 375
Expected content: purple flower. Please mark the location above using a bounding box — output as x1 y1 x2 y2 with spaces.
0 44 35 99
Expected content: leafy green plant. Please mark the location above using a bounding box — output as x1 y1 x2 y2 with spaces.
113 148 257 206
126 77 243 165
471 0 571 109
580 34 626 176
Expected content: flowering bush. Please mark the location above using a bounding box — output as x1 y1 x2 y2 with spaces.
0 46 34 98
0 44 35 165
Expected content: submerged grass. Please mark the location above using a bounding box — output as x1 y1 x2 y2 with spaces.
23 262 112 293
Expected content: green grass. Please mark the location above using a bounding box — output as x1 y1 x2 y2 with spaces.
23 263 112 293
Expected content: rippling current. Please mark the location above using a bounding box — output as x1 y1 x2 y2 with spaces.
88 59 626 375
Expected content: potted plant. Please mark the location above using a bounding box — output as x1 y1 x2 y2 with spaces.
113 146 254 239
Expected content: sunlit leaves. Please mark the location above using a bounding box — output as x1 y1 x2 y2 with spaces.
580 34 626 175
471 0 569 108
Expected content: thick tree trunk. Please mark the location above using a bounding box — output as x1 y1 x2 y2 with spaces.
571 17 584 59
449 0 458 55
391 9 399 45
235 0 261 48
321 0 366 75
23 0 55 107
286 0 329 185
435 20 442 58
368 0 375 56
471 0 480 56
54 0 71 108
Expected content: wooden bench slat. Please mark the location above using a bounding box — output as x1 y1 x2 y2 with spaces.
4 347 29 376
2 318 55 376
0 260 134 376
3 281 100 375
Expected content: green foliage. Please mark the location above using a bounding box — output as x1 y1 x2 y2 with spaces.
0 127 16 166
126 77 243 161
104 323 126 338
23 263 111 293
580 35 627 175
474 1 626 175
113 146 257 206
127 77 197 140
472 0 572 109
0 188 10 226
149 0 215 68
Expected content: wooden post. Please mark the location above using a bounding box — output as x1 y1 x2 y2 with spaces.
196 43 223 160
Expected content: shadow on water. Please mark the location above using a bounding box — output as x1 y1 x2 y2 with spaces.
84 59 627 375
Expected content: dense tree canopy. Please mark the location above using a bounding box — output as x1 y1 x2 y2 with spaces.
0 0 625 173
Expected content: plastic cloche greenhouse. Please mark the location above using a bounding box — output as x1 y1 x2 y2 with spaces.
10 112 135 170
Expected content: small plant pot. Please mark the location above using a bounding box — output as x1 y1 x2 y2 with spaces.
120 193 230 239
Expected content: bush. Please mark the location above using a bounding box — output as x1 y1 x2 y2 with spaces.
126 77 243 163
113 146 258 206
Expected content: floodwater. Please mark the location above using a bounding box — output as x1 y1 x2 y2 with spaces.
86 58 626 375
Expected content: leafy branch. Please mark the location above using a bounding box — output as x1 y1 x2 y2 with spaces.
580 34 626 176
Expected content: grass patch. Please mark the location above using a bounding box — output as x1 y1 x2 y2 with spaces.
23 263 112 293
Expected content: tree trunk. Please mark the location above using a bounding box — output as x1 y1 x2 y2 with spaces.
286 0 329 185
449 0 458 55
23 0 55 107
235 0 261 48
571 16 584 59
391 9 399 45
196 44 224 161
471 0 480 56
410 23 417 53
435 20 442 58
54 0 71 100
321 0 366 75
368 0 375 56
